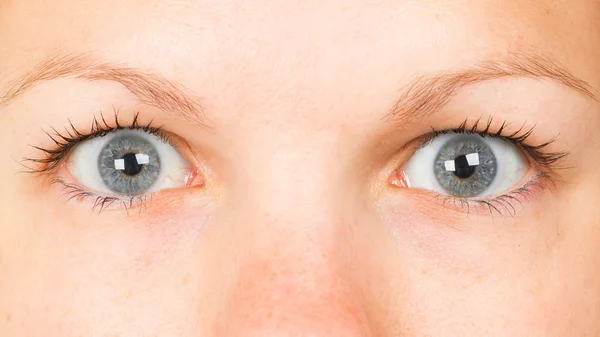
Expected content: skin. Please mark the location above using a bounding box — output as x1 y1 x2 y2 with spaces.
0 0 599 335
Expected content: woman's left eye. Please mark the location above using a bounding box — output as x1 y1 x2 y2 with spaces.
67 130 194 196
395 133 528 198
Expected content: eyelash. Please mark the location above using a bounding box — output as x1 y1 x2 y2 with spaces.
415 117 568 217
25 114 568 216
24 111 167 213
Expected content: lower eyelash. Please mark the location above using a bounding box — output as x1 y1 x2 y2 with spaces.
433 171 552 217
50 177 152 214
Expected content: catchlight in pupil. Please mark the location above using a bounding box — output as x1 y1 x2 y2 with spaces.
446 153 479 179
98 133 162 195
116 153 148 176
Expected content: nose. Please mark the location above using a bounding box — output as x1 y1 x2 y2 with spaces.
214 153 375 336
220 246 373 336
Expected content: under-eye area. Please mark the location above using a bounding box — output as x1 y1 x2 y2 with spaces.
389 118 569 216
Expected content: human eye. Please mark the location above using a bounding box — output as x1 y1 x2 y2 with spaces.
25 112 201 212
389 118 568 216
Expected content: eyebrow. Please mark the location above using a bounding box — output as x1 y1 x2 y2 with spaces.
0 53 207 125
0 51 595 126
387 51 597 122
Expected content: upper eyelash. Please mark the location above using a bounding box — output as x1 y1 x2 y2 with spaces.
23 111 164 174
423 116 569 170
25 114 566 216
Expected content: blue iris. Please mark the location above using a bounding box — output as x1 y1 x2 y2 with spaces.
433 135 497 197
97 134 161 195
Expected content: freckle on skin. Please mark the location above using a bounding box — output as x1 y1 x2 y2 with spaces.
5 313 11 323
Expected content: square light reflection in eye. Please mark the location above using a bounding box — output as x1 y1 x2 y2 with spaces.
114 159 125 170
465 153 480 166
135 153 150 165
113 153 150 170
443 152 480 172
444 160 456 172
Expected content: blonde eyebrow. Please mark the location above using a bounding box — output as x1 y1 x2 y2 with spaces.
387 52 597 122
0 51 595 126
0 53 207 125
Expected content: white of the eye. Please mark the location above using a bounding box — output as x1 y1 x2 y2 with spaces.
483 138 526 196
402 134 527 197
69 130 190 195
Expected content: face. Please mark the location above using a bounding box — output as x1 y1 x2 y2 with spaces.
0 0 599 335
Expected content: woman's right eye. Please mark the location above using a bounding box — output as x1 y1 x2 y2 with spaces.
67 130 195 196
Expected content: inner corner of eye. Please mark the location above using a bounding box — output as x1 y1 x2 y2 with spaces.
166 166 203 188
388 168 410 188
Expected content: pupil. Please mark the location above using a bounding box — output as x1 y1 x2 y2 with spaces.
453 154 476 179
122 153 144 176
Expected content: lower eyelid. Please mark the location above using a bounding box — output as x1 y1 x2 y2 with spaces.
48 175 155 213
400 170 551 217
53 151 205 213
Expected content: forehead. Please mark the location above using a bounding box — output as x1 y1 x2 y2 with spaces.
0 0 598 126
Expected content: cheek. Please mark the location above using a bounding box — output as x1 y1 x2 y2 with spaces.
130 194 212 255
9 188 215 295
0 194 215 334
378 196 497 279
